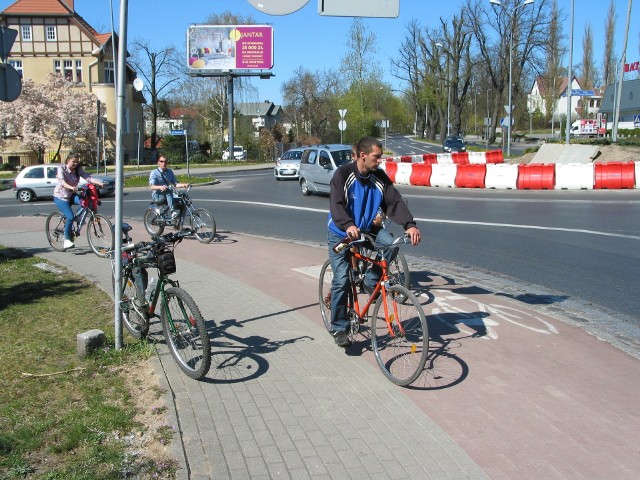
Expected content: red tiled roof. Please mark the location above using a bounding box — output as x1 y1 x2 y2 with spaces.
169 107 197 119
2 0 73 15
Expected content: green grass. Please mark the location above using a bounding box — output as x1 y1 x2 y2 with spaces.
123 174 215 188
0 247 175 479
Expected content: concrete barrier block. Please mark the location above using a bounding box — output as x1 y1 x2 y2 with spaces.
394 162 413 185
485 163 518 189
555 163 594 190
430 163 457 187
77 329 106 357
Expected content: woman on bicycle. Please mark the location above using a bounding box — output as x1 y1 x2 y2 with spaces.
53 153 104 250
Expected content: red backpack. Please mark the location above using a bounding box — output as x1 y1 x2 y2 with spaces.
80 184 100 211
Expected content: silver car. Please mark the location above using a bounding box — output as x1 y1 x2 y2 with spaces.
274 148 305 180
298 144 353 195
13 164 116 202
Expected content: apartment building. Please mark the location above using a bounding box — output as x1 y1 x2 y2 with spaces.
0 0 145 166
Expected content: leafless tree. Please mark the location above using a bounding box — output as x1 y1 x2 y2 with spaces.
602 0 616 86
466 0 552 144
281 66 340 141
580 24 596 116
129 40 185 151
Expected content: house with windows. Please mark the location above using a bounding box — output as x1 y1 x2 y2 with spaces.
236 101 286 137
527 75 603 132
599 78 640 130
0 0 145 166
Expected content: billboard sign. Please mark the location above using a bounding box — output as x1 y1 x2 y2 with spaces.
187 25 274 72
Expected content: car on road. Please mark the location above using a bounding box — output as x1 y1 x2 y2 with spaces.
298 144 353 196
274 148 305 180
443 136 467 153
13 164 116 203
222 145 247 160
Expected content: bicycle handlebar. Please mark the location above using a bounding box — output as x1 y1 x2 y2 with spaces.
121 228 195 255
333 232 409 253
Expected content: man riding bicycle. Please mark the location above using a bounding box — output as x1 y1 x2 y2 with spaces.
327 136 421 348
149 155 190 221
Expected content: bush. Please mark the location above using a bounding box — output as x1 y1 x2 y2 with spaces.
188 153 211 164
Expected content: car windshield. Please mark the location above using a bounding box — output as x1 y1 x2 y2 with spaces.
446 137 464 145
331 150 353 167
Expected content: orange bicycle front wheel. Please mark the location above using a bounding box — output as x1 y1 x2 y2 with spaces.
371 285 428 386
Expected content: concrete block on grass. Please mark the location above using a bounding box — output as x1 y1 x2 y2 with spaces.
77 329 106 357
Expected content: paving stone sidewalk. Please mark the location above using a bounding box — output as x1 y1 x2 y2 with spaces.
2 215 640 479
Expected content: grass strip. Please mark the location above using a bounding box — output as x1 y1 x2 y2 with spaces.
0 247 176 479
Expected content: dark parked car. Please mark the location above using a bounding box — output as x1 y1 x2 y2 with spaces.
443 136 467 153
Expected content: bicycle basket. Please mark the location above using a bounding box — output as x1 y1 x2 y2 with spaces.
157 249 176 275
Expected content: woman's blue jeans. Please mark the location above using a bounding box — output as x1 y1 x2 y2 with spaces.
54 195 80 240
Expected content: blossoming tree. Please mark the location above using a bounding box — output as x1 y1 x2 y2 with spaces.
0 73 97 162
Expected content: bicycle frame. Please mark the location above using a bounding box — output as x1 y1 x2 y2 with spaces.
348 248 406 338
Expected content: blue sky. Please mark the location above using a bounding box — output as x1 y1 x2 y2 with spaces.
5 0 638 104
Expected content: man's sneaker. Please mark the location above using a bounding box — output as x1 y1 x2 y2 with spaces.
63 239 75 249
332 330 352 348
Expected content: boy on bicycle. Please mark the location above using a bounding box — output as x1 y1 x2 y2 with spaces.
327 136 421 348
149 156 190 221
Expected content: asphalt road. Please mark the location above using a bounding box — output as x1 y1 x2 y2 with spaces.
2 165 639 328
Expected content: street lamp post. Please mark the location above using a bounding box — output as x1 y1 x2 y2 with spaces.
490 0 534 157
486 88 491 147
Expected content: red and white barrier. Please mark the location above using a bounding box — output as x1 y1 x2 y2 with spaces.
381 151 637 190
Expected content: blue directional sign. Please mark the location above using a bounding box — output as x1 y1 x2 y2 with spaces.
169 129 186 135
560 89 595 97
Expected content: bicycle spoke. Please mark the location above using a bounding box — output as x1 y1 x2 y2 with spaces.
371 285 428 386
318 260 334 332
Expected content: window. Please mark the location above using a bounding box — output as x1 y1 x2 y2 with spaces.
21 26 31 41
8 60 23 78
63 60 73 81
75 60 82 83
54 60 61 75
46 26 57 41
104 61 114 83
24 167 44 179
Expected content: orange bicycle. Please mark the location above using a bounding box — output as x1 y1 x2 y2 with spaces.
319 234 428 386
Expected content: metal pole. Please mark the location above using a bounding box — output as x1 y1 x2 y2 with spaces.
227 75 234 161
185 131 190 176
136 122 140 170
486 88 490 147
113 0 129 349
565 0 574 144
507 23 513 156
612 0 632 142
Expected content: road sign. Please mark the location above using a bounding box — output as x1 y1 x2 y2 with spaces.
0 26 17 63
339 109 347 118
635 115 640 128
248 0 309 15
504 105 512 114
319 0 399 18
338 120 346 131
500 116 514 127
169 129 186 135
0 63 22 102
